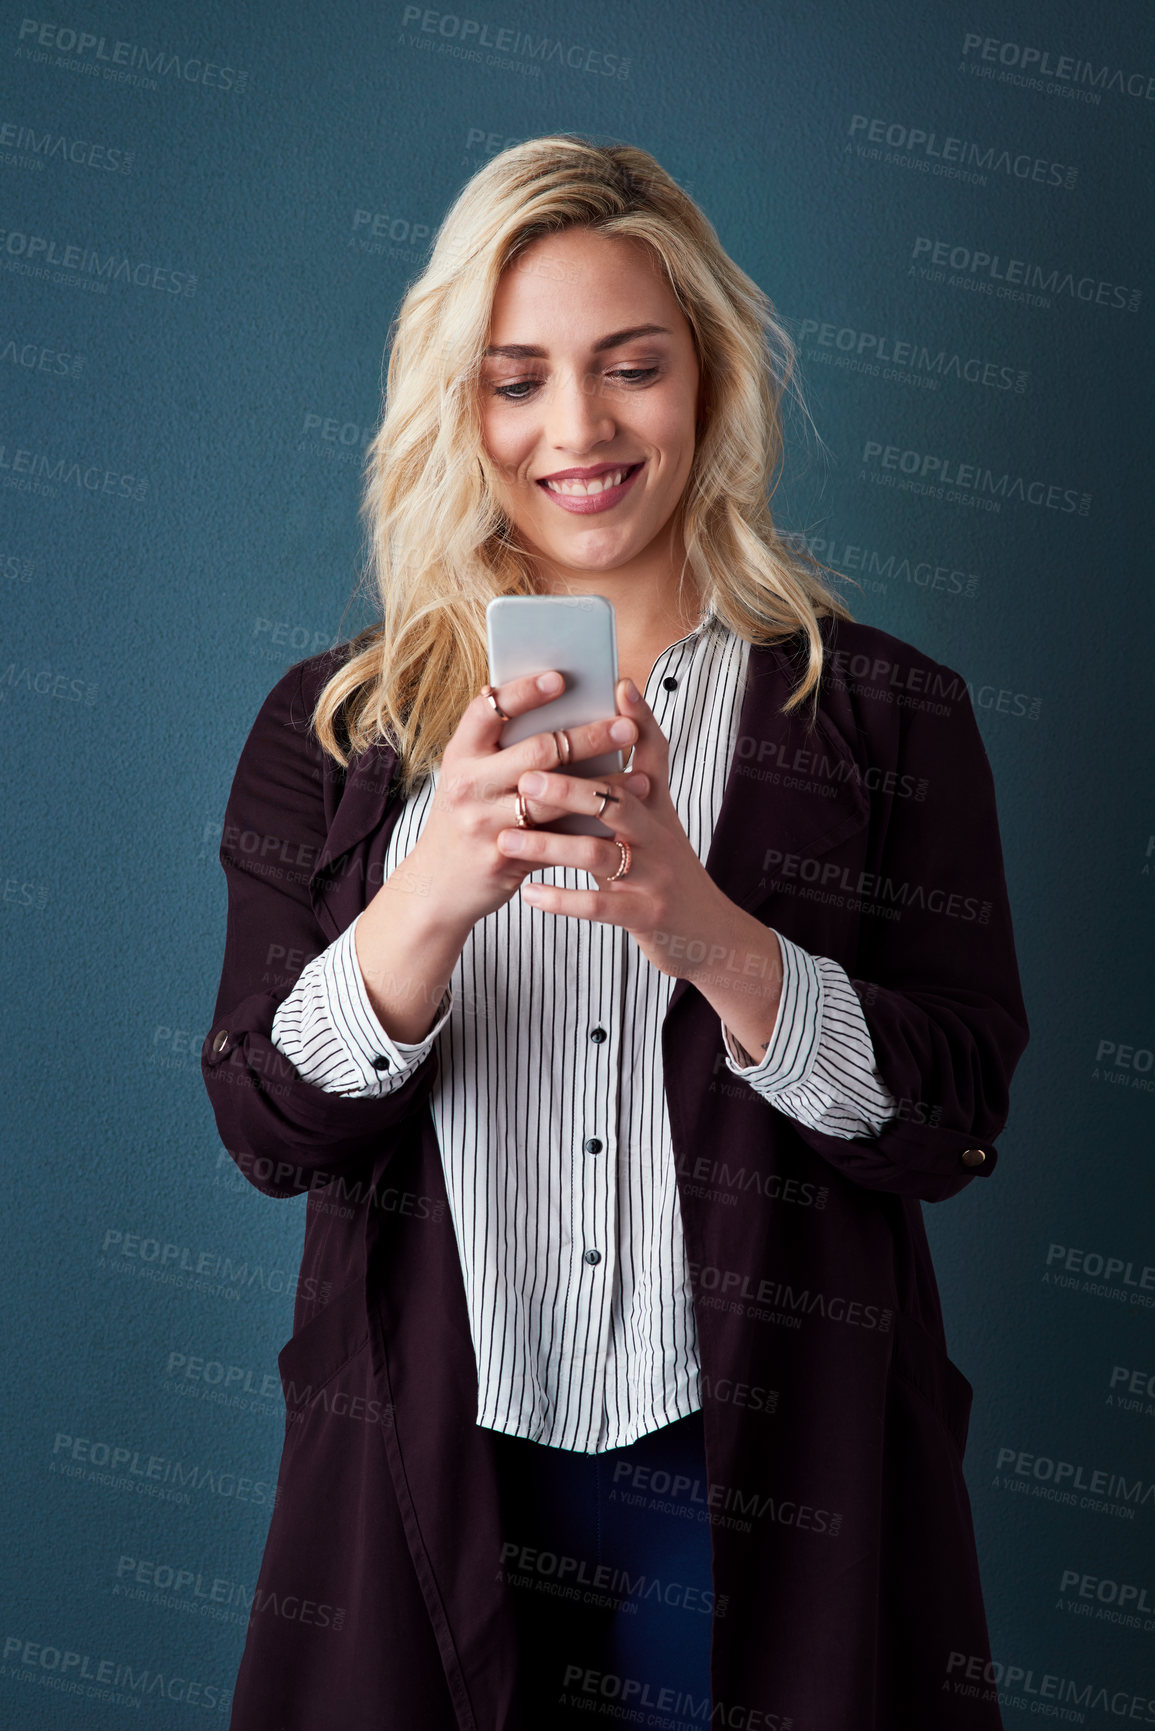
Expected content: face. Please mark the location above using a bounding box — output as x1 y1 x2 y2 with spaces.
478 227 703 587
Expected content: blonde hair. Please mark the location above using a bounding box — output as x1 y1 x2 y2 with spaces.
314 134 852 793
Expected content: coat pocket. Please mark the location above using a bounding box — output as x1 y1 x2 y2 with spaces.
277 1277 370 1419
889 1309 974 1460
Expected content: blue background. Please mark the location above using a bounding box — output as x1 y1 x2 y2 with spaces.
2 0 1153 1722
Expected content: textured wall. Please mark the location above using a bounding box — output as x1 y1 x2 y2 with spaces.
2 0 1153 1723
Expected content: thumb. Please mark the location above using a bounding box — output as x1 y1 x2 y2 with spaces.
617 677 669 783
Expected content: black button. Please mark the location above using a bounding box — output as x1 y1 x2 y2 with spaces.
584 1249 602 1265
590 1027 607 1044
372 1054 392 1072
662 676 678 691
584 1137 603 1154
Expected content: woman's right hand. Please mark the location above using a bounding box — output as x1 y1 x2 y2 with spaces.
405 669 644 932
352 671 644 1045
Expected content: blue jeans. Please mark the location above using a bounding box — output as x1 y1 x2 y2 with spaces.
490 1409 715 1725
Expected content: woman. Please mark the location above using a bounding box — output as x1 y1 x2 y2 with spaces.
202 136 1029 1731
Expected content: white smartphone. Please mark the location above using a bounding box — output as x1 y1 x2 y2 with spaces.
485 594 622 837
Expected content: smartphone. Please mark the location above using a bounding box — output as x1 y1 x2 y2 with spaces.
485 594 622 837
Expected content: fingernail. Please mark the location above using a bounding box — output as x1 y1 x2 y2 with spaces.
521 772 548 795
538 671 563 693
623 678 640 703
610 718 634 743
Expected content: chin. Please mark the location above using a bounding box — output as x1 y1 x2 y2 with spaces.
554 537 638 570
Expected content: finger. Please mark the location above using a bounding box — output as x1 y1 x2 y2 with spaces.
455 669 565 754
505 766 649 831
495 826 632 879
518 881 640 925
515 769 653 839
496 711 637 782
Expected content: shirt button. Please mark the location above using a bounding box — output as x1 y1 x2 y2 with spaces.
662 676 678 691
211 1029 228 1055
584 1249 602 1265
584 1137 603 1154
590 1027 607 1044
372 1054 392 1072
960 1147 987 1167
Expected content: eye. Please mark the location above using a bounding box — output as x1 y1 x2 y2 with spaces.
489 366 660 402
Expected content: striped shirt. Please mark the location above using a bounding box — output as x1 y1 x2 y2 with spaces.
271 611 897 1452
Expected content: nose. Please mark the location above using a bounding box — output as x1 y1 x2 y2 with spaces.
545 365 617 453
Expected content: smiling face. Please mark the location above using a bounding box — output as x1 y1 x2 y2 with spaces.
478 226 703 591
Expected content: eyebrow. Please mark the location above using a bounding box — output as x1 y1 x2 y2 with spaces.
482 324 673 359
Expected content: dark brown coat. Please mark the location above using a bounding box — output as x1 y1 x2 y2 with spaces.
201 614 1029 1730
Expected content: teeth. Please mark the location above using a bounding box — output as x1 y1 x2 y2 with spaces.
544 466 633 496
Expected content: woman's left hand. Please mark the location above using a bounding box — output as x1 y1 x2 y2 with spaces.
497 678 752 985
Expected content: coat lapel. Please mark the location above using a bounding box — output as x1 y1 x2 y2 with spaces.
308 740 399 938
707 636 871 911
666 635 871 1020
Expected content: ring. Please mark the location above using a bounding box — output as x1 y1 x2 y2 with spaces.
514 793 533 830
481 684 510 722
553 729 573 766
594 787 620 819
607 839 631 881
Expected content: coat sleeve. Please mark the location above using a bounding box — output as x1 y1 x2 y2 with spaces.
200 657 439 1199
783 670 1030 1204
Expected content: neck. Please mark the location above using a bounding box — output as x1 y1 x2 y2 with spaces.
528 530 705 671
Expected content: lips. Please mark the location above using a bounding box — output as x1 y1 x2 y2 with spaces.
535 462 645 515
538 462 642 496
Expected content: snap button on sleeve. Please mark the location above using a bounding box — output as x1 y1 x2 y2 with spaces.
372 1054 392 1072
210 1029 229 1055
961 1147 987 1167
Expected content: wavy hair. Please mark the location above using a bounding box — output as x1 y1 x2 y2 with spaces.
313 134 852 793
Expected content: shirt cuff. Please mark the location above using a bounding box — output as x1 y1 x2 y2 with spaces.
270 914 452 1099
721 929 823 1092
326 915 452 1096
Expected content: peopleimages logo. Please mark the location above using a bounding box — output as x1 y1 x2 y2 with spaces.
0 227 197 296
945 1651 1155 1721
397 6 632 79
0 119 134 174
960 33 1155 104
15 17 249 93
2 1633 232 1712
796 315 1028 394
0 438 147 502
860 441 1091 517
848 114 1077 189
993 1445 1154 1520
784 530 980 599
910 238 1141 313
1060 1566 1155 1618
